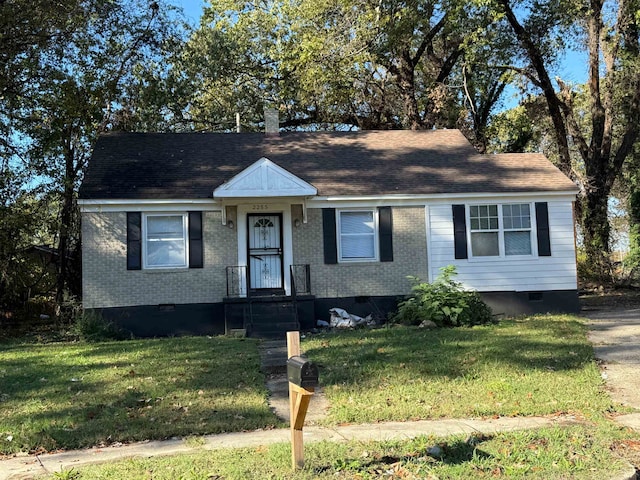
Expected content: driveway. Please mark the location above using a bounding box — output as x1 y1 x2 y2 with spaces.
583 305 640 409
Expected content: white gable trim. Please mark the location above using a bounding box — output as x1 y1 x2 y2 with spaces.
308 190 578 208
78 189 577 212
213 157 317 199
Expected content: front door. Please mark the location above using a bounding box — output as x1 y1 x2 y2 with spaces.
248 214 284 292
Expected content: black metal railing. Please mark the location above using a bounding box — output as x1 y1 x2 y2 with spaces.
290 264 311 296
225 266 248 297
226 264 309 298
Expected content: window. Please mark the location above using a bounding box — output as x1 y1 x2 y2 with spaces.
469 204 532 257
144 214 188 268
337 210 378 262
502 204 532 255
469 205 499 256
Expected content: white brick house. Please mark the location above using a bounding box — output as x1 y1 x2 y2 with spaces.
78 129 579 337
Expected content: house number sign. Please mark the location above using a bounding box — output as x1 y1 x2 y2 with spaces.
251 204 270 211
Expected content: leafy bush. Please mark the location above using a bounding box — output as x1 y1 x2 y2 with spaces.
576 246 611 286
391 266 493 327
71 310 128 342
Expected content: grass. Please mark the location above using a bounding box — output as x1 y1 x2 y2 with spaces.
1 313 636 478
0 336 282 454
53 423 636 479
303 315 620 424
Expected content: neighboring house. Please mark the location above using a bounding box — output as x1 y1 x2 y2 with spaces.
78 128 579 337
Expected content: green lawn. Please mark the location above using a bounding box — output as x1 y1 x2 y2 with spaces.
303 315 619 424
0 336 282 454
1 314 636 479
56 424 635 479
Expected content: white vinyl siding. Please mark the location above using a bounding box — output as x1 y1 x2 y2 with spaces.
428 201 577 292
469 203 533 258
143 214 188 268
337 210 378 262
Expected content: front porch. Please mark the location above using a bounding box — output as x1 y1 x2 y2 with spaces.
224 264 315 337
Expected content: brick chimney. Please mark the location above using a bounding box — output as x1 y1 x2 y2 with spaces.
264 107 279 136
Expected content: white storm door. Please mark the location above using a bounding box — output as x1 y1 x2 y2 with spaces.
248 214 283 290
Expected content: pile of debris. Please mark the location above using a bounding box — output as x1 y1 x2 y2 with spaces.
316 307 376 329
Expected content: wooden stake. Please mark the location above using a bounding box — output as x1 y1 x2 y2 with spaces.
291 384 314 429
287 331 314 470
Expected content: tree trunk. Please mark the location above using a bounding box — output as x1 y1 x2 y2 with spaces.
395 52 422 130
55 137 77 311
581 176 612 282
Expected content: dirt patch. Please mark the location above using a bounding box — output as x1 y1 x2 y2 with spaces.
612 440 640 479
580 288 640 310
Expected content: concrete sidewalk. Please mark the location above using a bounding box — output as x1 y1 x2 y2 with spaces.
0 415 583 480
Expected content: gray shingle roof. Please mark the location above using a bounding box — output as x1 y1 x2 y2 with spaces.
79 130 577 199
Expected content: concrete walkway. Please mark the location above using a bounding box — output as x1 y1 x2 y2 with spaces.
259 339 330 423
3 311 640 480
583 306 640 432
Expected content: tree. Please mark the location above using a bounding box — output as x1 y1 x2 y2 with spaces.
455 20 518 152
1 0 87 155
0 0 83 308
496 0 640 281
180 0 501 132
485 103 541 153
0 192 58 309
623 145 640 280
3 0 185 307
177 0 376 131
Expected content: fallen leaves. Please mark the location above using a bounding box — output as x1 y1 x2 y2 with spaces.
619 439 640 450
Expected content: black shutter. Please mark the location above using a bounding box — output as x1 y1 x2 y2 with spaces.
322 208 338 264
452 205 468 260
127 212 142 270
378 206 393 262
535 202 551 256
188 211 203 268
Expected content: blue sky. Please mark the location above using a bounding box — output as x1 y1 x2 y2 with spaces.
172 0 207 26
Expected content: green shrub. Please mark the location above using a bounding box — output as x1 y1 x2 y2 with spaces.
72 310 128 342
391 266 493 327
576 246 603 285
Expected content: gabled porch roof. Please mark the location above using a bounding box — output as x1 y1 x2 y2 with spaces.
213 157 317 199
